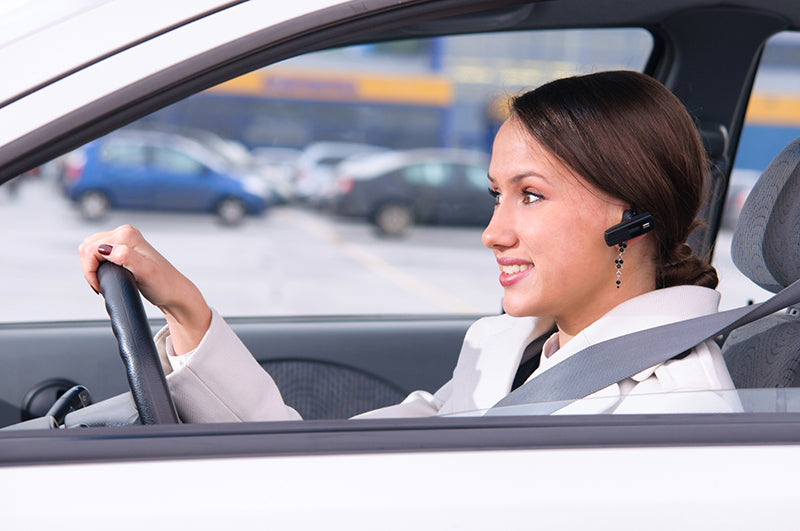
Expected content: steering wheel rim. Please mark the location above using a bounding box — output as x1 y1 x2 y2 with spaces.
97 262 179 424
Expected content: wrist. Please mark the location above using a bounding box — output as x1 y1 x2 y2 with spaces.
160 285 212 355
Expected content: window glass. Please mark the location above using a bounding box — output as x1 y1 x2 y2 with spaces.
404 163 451 186
465 165 489 190
714 31 800 310
1 29 652 322
151 147 204 175
101 142 146 166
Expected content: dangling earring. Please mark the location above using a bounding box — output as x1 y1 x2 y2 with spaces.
615 241 627 288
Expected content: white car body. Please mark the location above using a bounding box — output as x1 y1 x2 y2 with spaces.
2 0 800 529
5 444 796 529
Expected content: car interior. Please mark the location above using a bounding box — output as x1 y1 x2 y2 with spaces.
2 0 800 451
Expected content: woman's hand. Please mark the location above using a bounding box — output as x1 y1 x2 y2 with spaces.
78 224 212 355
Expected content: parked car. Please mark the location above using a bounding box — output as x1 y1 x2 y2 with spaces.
2 0 800 528
167 126 294 205
251 146 302 204
64 129 270 224
292 141 389 203
334 149 492 236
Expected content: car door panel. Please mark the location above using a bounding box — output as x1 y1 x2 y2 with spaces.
149 146 218 211
90 141 153 208
0 315 473 426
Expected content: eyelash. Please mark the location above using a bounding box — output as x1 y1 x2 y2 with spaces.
488 188 544 205
523 190 544 204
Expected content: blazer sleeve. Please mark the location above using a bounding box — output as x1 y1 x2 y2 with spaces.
157 310 302 423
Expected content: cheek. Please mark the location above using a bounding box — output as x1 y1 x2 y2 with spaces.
515 201 615 264
542 218 612 271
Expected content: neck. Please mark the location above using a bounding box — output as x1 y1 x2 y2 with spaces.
556 276 655 349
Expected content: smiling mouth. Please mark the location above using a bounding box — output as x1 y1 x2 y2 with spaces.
497 262 533 288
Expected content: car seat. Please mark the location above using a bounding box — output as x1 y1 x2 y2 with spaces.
722 136 800 388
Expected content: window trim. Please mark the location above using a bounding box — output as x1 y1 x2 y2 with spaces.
3 412 800 467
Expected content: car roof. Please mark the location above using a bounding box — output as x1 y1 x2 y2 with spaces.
96 128 233 170
340 148 490 180
300 141 389 159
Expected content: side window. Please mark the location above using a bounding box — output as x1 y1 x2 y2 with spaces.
2 29 653 322
151 147 205 175
464 165 489 190
715 31 800 310
404 163 452 186
100 142 146 166
318 156 345 168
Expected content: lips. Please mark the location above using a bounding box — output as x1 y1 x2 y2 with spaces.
496 257 534 287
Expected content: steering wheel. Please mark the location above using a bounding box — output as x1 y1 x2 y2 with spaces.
96 261 179 424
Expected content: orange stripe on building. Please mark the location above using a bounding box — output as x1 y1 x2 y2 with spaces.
208 68 452 107
745 94 800 126
213 72 262 95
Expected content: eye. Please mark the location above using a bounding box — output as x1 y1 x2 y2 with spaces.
522 190 544 204
488 187 501 205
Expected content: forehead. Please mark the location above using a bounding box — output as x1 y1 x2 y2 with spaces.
489 118 579 183
489 118 623 206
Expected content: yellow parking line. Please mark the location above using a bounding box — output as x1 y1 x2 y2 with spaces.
293 212 479 313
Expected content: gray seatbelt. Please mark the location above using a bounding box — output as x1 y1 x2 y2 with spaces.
491 277 800 414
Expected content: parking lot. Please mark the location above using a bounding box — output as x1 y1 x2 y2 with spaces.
0 177 503 322
0 176 770 323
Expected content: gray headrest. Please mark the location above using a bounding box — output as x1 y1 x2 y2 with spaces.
731 137 800 293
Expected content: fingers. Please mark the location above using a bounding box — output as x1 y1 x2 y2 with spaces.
78 224 194 311
78 224 148 294
78 228 115 294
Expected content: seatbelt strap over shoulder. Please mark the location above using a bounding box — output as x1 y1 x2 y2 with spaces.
491 277 800 413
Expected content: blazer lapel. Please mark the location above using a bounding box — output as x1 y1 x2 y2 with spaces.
440 314 554 414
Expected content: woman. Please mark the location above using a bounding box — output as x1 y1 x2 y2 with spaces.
79 70 738 421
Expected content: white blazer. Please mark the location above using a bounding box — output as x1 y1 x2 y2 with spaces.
157 285 740 423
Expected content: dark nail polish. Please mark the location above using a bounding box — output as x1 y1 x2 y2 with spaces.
98 244 113 256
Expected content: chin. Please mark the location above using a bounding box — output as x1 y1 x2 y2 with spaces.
501 301 536 318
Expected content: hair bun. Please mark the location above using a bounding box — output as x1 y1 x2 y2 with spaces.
659 242 718 289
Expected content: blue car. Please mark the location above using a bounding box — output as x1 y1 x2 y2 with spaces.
64 130 270 224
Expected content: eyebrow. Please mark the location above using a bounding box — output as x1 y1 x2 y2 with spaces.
487 173 549 185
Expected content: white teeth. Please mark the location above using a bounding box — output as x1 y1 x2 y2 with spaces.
501 264 531 274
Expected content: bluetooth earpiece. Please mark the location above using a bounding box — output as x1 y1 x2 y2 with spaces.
604 209 654 247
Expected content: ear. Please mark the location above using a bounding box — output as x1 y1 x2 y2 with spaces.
603 210 654 247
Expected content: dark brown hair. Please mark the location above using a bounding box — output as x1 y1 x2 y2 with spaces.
510 70 718 289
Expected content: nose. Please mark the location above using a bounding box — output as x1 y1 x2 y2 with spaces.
482 203 517 250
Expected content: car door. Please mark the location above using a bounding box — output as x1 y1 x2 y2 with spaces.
95 139 153 208
148 145 220 211
401 161 453 221
435 163 494 226
4 0 781 432
6 8 800 527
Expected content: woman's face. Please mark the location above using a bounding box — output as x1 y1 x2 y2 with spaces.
482 118 628 327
